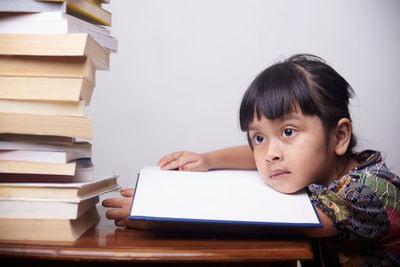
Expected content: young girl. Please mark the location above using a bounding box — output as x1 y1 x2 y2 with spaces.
103 54 400 266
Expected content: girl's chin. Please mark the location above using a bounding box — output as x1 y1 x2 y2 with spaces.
268 183 303 194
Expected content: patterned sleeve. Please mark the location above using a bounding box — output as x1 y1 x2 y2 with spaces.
307 175 390 240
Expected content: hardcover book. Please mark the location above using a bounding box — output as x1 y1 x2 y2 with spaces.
130 168 321 234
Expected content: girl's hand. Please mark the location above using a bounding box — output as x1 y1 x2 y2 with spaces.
102 188 137 228
158 151 210 172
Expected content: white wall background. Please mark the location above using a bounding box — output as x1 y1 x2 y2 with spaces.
87 0 400 189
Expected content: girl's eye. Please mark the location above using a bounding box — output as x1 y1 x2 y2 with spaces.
254 135 264 144
282 129 296 138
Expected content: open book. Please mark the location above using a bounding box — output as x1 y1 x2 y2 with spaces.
129 168 321 233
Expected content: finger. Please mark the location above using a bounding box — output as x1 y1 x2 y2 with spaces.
115 219 126 227
163 153 198 170
120 188 135 197
161 160 184 170
105 208 131 220
102 198 123 208
158 151 184 168
157 152 179 167
105 209 118 220
159 151 190 168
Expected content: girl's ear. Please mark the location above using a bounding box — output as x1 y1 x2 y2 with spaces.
334 118 352 156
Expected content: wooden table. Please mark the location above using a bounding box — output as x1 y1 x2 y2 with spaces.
0 207 314 266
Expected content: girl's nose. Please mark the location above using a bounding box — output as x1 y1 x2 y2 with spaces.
264 140 282 163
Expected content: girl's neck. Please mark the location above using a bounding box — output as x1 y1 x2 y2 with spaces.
323 156 358 186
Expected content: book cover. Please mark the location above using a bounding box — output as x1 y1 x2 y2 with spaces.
130 168 321 233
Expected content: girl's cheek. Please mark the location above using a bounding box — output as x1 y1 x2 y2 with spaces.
256 167 269 184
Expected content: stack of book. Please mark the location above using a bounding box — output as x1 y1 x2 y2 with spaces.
0 0 119 241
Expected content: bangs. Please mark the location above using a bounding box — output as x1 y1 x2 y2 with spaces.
239 63 320 131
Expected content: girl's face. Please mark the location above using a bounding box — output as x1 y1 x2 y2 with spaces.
248 109 337 194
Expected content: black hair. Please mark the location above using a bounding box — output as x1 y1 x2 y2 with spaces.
239 54 357 156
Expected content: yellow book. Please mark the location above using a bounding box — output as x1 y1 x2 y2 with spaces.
0 76 94 105
0 134 76 145
0 55 96 85
0 163 95 183
0 175 119 200
0 99 85 117
0 113 93 140
0 207 100 241
0 161 76 176
0 34 109 70
0 196 99 219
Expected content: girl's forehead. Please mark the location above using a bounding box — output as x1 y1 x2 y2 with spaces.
248 109 321 130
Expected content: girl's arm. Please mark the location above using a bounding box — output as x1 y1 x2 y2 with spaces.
158 145 257 171
104 146 256 228
302 207 337 238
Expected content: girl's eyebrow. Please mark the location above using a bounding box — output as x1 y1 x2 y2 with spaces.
248 125 258 132
248 112 302 131
248 122 263 132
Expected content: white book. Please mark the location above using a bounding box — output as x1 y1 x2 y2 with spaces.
130 168 321 233
0 140 91 153
0 11 110 34
0 149 87 164
0 12 117 52
0 0 111 26
0 195 99 219
0 139 91 163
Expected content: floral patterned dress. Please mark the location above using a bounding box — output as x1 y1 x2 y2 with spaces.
307 150 400 266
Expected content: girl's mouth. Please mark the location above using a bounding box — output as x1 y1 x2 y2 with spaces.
269 169 290 180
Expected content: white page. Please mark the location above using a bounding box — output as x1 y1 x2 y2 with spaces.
130 168 320 226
